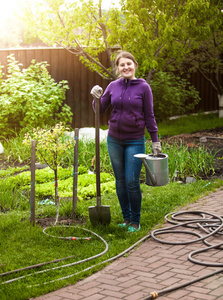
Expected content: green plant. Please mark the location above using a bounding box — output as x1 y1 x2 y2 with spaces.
145 140 217 181
0 166 29 178
0 181 29 212
0 55 72 138
23 123 75 223
3 113 222 168
150 71 200 122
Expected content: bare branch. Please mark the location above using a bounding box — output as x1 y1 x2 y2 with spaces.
198 68 218 92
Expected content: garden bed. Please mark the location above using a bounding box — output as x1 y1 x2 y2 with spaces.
0 127 222 178
160 127 223 179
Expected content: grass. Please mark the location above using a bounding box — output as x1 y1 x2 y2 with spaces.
156 112 223 137
0 179 223 300
0 112 223 299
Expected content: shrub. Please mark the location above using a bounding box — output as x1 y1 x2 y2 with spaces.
150 71 200 121
0 55 72 138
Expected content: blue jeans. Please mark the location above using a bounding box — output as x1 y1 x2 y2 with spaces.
107 135 145 224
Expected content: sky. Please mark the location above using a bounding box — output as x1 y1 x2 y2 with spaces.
0 0 121 24
0 0 121 43
0 1 19 22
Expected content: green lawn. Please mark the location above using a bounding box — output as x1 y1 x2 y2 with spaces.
0 112 223 300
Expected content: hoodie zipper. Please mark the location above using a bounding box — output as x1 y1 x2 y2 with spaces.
118 79 128 139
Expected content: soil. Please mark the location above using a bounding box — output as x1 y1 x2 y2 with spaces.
160 127 223 180
1 127 223 227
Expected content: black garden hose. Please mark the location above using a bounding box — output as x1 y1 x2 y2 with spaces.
143 210 223 299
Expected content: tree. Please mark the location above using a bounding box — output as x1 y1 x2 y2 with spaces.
109 1 216 79
178 1 223 117
112 0 223 116
23 0 220 82
22 0 121 80
22 0 223 116
23 122 74 225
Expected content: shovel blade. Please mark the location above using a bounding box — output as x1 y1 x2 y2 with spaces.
89 205 111 226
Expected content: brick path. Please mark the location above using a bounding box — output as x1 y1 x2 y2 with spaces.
34 188 223 300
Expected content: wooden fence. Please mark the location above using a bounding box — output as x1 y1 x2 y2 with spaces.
0 48 220 128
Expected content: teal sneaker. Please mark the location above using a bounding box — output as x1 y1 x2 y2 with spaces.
127 224 141 232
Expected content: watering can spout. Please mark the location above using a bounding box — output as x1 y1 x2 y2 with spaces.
134 153 169 187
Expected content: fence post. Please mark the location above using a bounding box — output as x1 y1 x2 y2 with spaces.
30 140 36 226
73 128 79 215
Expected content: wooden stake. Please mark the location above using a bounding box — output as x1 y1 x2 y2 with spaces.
30 140 36 226
73 128 79 215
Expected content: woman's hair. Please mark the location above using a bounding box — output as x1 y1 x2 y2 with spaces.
115 51 138 68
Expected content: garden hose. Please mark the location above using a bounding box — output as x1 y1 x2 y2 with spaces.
0 226 109 285
142 210 223 299
143 268 223 300
1 210 223 300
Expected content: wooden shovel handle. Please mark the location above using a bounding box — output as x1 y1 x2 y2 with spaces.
95 96 101 206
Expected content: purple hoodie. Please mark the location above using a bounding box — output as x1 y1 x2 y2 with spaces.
93 77 159 142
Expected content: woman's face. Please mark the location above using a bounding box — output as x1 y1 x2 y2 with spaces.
117 57 136 80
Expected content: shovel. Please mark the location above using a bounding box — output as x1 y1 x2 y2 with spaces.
88 95 111 226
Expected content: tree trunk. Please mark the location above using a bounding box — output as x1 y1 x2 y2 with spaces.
54 168 60 225
218 94 223 118
146 69 156 84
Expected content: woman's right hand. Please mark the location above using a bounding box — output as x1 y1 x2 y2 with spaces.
90 85 103 98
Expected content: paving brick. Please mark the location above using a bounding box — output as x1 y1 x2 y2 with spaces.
163 289 190 299
82 295 104 300
118 278 141 288
34 296 63 300
205 278 223 289
33 189 223 300
210 285 223 297
102 297 121 300
97 283 123 292
99 289 127 298
160 276 181 286
96 276 120 286
151 265 172 275
189 291 216 299
116 274 138 283
186 285 212 294
79 287 102 297
121 284 144 295
123 290 148 300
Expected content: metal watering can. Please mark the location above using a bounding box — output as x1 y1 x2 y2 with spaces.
134 153 169 186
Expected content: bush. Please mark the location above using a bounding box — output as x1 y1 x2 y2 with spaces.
0 55 73 138
150 71 200 121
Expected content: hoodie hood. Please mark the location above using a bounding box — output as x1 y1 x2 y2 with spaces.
116 77 147 86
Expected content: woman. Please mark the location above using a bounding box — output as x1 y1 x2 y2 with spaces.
91 51 161 232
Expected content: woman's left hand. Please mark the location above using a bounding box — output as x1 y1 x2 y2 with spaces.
152 142 161 156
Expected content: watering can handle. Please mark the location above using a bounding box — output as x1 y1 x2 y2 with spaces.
142 160 157 186
95 96 101 206
134 154 157 186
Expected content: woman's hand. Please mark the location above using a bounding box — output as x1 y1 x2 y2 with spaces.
90 85 103 98
152 142 161 156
